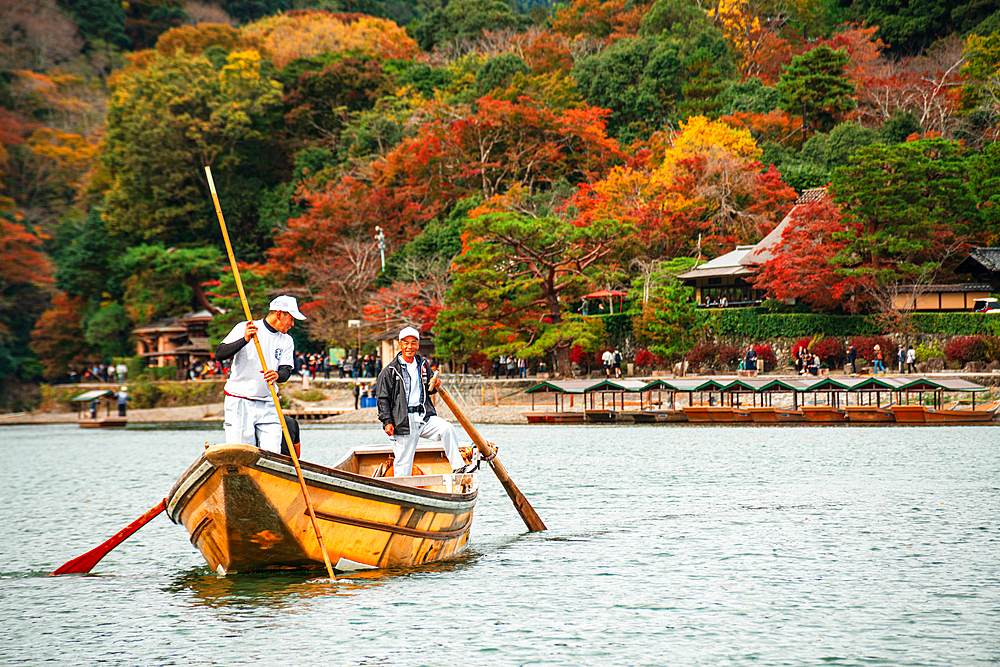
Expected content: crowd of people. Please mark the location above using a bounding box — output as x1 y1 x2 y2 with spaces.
68 362 130 384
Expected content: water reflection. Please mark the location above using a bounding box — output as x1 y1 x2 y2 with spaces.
166 551 486 609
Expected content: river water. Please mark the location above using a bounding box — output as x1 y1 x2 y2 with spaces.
1 422 997 666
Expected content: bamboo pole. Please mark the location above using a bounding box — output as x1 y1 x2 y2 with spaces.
205 166 335 581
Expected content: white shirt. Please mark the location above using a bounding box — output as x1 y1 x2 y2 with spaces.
403 357 421 407
906 348 916 363
222 319 294 400
602 350 614 365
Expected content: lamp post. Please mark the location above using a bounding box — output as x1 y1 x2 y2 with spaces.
374 226 385 271
348 319 361 358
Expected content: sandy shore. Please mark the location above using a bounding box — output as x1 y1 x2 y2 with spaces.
0 403 226 425
0 400 536 425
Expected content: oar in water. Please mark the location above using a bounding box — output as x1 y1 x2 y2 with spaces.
48 499 167 576
435 385 546 532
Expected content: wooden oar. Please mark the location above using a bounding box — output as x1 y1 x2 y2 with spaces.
205 166 336 580
48 499 167 575
435 385 546 532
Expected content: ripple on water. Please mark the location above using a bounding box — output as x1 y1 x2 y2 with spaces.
0 423 998 666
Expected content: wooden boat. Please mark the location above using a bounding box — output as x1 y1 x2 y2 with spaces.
544 412 586 424
521 411 550 424
800 406 847 423
890 404 927 424
681 404 713 423
923 399 1000 424
72 389 127 428
707 406 753 423
78 415 128 428
520 411 585 424
773 407 806 423
845 406 895 423
630 410 687 423
585 409 617 423
745 406 777 423
167 442 478 575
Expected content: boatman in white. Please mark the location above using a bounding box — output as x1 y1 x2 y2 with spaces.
215 295 305 453
375 326 472 477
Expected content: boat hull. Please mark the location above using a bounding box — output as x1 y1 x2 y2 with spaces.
681 405 713 423
800 406 847 423
923 408 996 423
585 409 617 423
845 406 895 423
745 407 777 423
78 417 127 428
167 444 478 574
773 408 806 422
890 405 927 423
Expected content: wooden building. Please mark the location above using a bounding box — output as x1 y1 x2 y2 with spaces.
133 310 215 375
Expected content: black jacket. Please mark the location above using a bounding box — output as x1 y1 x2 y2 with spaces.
376 354 437 435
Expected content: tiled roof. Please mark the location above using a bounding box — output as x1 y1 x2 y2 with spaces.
961 248 1000 273
742 188 829 266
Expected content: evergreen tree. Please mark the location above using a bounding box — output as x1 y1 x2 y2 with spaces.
777 45 855 137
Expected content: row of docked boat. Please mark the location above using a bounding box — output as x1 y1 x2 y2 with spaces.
522 375 1000 425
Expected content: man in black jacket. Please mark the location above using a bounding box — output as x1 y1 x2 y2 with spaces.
376 326 470 477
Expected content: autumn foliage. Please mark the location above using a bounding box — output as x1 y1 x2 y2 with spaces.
753 198 864 312
241 11 419 67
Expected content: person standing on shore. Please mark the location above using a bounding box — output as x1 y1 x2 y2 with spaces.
375 326 470 477
847 343 857 375
906 344 916 373
215 295 305 452
115 386 129 417
873 344 885 375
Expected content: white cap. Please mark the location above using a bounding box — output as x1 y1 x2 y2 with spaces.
398 326 420 341
269 295 306 320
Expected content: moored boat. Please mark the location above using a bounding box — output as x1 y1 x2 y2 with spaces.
845 406 895 423
585 409 617 423
745 406 777 423
681 404 713 423
923 399 1000 424
78 416 128 428
167 442 478 575
890 404 927 423
72 389 127 428
773 407 806 423
800 406 847 423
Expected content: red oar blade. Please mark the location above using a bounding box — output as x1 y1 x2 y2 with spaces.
48 499 167 576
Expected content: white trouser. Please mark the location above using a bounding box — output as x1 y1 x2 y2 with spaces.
390 413 465 476
224 395 282 453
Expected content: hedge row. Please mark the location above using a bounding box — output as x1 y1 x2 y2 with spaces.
706 310 1000 339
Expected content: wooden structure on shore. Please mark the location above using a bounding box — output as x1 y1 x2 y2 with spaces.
167 442 478 574
72 389 127 428
523 375 998 426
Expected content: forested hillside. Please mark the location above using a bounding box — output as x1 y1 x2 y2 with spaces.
2 0 1000 406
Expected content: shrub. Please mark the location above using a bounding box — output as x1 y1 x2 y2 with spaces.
849 335 894 364
791 336 813 357
752 343 775 371
716 344 742 370
944 336 988 364
810 336 845 366
634 349 657 367
685 342 719 367
915 340 943 363
569 345 589 365
293 388 326 402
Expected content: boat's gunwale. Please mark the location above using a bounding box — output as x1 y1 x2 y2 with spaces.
167 444 479 524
